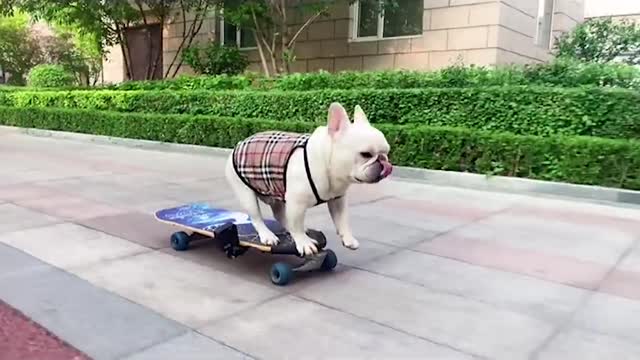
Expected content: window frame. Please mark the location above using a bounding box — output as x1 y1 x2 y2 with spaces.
218 10 257 50
349 0 423 42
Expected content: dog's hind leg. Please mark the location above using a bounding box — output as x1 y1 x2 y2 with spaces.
225 156 279 246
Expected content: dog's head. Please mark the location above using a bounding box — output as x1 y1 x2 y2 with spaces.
325 102 392 184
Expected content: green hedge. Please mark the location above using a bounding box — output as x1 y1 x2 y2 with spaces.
1 86 638 139
107 73 256 91
105 61 640 91
0 85 86 92
1 106 638 190
273 62 640 91
3 60 637 93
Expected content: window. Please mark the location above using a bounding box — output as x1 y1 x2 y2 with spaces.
217 0 256 49
535 0 555 48
219 19 256 49
353 0 423 40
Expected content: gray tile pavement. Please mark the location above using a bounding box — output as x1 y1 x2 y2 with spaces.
122 331 253 360
0 244 189 360
296 269 556 360
1 131 640 360
200 295 476 360
358 250 589 323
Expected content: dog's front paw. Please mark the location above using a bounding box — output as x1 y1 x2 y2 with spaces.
341 236 360 250
294 234 319 256
258 230 279 246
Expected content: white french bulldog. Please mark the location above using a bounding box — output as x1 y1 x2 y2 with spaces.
224 102 393 256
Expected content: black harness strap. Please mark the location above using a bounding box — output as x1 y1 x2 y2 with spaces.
303 143 325 205
303 142 342 206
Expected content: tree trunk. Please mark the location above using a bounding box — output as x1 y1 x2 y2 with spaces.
166 2 209 78
134 0 155 80
149 16 165 79
119 39 133 80
253 29 271 77
114 22 134 80
269 34 278 74
279 0 290 74
171 10 207 77
251 7 272 77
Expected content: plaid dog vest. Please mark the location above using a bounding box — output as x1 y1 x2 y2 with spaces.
231 131 333 204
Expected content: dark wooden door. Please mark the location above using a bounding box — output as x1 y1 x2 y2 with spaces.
125 23 163 80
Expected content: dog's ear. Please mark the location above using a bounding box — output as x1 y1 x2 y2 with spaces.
327 102 350 138
353 105 369 125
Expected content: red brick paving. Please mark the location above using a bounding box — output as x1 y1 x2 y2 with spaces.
600 269 640 301
0 184 63 202
419 234 610 290
78 211 175 249
0 299 90 360
15 194 126 221
380 198 497 222
507 206 640 234
419 234 640 301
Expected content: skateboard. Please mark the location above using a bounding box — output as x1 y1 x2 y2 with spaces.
154 202 338 286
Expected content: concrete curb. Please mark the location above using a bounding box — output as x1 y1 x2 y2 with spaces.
4 125 640 206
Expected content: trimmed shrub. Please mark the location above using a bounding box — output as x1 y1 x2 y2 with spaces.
182 42 249 76
10 60 636 91
0 84 89 92
0 106 638 190
0 86 26 92
102 61 640 91
110 73 258 91
522 59 640 88
275 61 640 90
1 86 638 139
3 59 640 91
271 66 529 90
27 64 76 88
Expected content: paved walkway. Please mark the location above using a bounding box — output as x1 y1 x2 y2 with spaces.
1 128 640 360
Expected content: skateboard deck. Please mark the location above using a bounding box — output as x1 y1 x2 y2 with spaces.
154 202 337 286
154 202 327 255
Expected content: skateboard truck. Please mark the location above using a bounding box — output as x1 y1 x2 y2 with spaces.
216 223 248 258
217 223 328 259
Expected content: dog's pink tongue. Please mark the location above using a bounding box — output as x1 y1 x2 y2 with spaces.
381 161 393 177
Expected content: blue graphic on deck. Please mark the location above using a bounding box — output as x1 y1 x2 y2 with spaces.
155 202 285 236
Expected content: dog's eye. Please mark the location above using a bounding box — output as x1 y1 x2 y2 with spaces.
360 152 373 159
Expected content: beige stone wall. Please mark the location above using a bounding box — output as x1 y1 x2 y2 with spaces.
102 0 587 81
492 0 547 64
99 44 126 84
239 0 585 73
485 0 584 65
162 11 220 77
551 0 584 46
273 0 509 72
157 0 544 74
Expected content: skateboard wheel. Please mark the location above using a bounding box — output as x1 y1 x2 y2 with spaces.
270 262 293 286
320 249 338 271
170 231 190 251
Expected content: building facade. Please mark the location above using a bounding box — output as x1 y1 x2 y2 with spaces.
584 0 639 22
101 0 585 83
